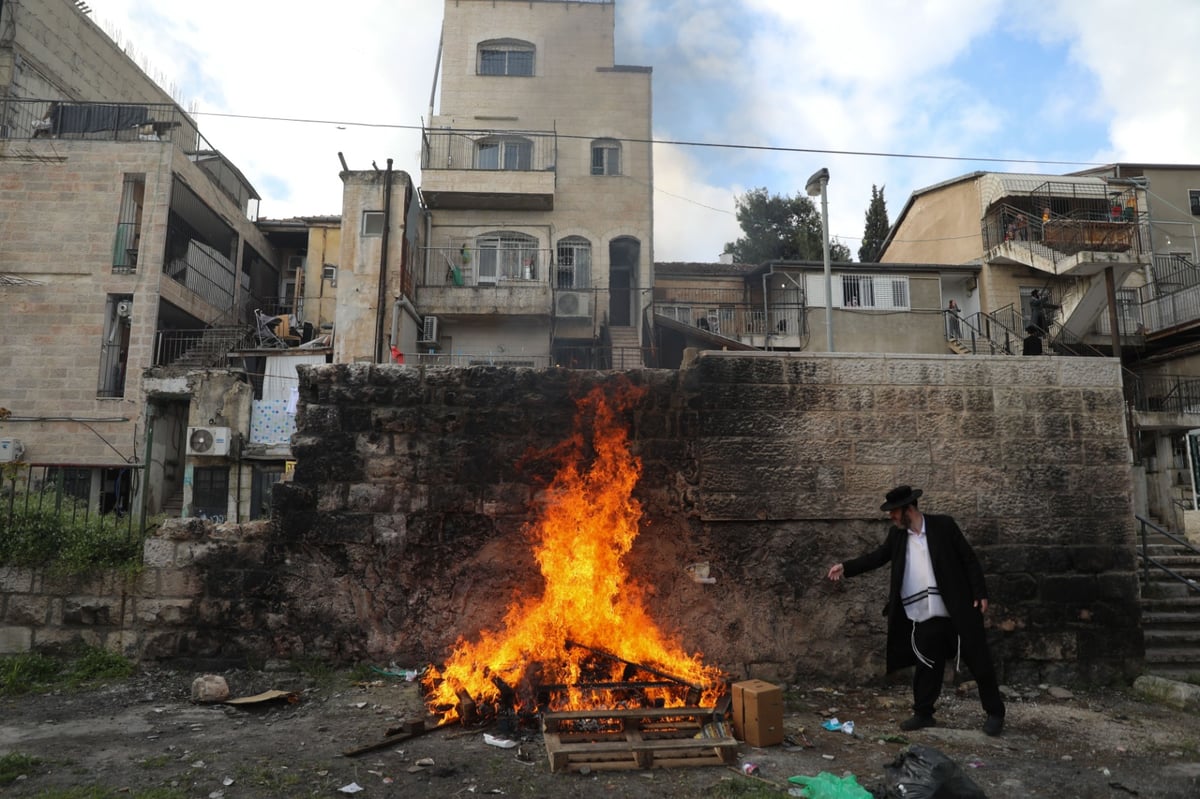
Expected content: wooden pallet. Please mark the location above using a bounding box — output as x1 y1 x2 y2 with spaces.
541 707 737 773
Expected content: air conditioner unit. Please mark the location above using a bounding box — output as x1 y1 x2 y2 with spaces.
187 426 232 457
0 439 25 463
419 316 439 344
555 291 590 318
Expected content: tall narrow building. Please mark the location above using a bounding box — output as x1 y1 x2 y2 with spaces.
418 0 653 369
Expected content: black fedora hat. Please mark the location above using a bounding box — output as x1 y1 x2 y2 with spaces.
880 485 922 511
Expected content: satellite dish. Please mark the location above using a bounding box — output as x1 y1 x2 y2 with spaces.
189 428 214 453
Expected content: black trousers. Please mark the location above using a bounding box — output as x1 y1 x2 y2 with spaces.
910 616 1005 718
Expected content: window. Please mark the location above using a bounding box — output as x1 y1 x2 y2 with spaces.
1190 190 1200 216
362 211 384 236
250 465 284 521
478 39 535 76
112 174 144 273
475 136 533 171
591 139 621 175
322 264 338 285
45 467 93 503
808 273 910 310
192 466 229 522
476 232 539 283
555 237 591 288
97 294 132 398
658 305 693 325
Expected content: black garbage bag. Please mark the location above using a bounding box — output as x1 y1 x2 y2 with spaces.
883 744 988 799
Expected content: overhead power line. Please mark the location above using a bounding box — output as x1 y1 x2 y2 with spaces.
191 110 1107 169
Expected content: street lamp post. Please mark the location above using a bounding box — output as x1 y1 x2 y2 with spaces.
805 167 833 352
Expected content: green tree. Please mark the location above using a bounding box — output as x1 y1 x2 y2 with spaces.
723 187 851 264
858 184 890 263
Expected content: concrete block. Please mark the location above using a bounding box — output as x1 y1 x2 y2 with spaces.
1133 674 1200 711
0 626 33 654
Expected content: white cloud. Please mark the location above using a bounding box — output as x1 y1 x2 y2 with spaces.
651 144 742 263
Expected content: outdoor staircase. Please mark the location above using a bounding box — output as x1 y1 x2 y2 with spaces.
947 336 971 355
608 326 643 369
161 487 184 518
1139 528 1200 680
169 326 248 368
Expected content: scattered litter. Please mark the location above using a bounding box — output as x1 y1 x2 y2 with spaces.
484 733 519 749
337 782 364 794
841 721 855 735
416 758 435 767
884 744 987 799
821 718 842 731
788 771 872 798
822 754 836 760
353 702 368 709
686 562 717 584
741 762 760 776
1101 767 1112 777
966 757 984 768
370 663 424 681
222 777 234 786
514 747 535 765
224 690 299 707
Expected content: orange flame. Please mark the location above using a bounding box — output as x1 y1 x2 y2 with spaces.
424 383 724 720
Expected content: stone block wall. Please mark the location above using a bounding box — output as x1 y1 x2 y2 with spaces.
1 353 1143 685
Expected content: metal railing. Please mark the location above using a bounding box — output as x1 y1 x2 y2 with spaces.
982 203 1146 262
421 128 557 173
1124 375 1200 414
153 327 251 367
112 222 140 273
1135 514 1200 594
2 97 201 147
1 465 147 567
421 246 555 287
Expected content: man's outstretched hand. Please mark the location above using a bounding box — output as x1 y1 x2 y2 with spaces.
827 563 845 581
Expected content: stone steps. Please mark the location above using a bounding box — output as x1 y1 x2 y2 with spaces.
1140 536 1200 679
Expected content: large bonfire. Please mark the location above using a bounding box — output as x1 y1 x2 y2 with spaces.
423 383 725 721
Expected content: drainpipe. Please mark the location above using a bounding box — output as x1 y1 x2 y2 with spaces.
424 205 433 287
391 295 421 348
375 159 394 364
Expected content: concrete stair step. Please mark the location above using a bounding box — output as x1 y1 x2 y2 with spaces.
1139 665 1200 681
1141 611 1200 628
1143 647 1200 664
1144 629 1200 646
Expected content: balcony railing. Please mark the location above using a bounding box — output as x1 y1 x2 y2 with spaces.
421 129 557 173
653 297 802 341
982 203 1145 261
1125 375 1200 415
2 98 199 146
421 246 555 287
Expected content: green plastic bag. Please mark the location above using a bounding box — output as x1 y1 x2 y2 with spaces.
787 771 872 799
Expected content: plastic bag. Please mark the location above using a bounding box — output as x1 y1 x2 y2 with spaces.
787 771 873 799
883 744 987 799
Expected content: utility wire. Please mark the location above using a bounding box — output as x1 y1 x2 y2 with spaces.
191 111 1108 169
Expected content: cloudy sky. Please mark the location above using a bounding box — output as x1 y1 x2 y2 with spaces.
88 0 1200 263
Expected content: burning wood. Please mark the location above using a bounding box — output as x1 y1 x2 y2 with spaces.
422 383 727 725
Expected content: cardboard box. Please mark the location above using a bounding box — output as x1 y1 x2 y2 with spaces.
730 679 784 747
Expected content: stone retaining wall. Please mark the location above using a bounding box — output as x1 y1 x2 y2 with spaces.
0 353 1142 684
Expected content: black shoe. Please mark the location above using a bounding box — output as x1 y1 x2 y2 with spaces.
983 715 1004 736
899 715 936 731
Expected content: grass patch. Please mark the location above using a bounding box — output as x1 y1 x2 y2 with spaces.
0 646 134 697
293 656 336 685
0 752 42 786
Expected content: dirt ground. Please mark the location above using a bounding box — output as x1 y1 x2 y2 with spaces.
1 665 1198 799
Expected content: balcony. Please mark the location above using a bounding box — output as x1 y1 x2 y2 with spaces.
421 129 556 211
653 287 804 347
418 246 553 318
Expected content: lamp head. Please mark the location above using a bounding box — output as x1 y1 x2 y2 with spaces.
805 167 830 197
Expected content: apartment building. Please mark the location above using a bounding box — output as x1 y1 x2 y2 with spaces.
880 165 1200 528
0 0 314 523
417 0 653 369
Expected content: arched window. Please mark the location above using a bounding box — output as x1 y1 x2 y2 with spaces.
590 139 621 176
478 39 535 76
555 236 591 288
475 231 539 283
475 135 533 171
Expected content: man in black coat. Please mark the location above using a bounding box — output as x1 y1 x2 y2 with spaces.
826 486 1006 736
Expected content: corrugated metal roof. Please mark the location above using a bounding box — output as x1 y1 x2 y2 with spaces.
978 172 1107 210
